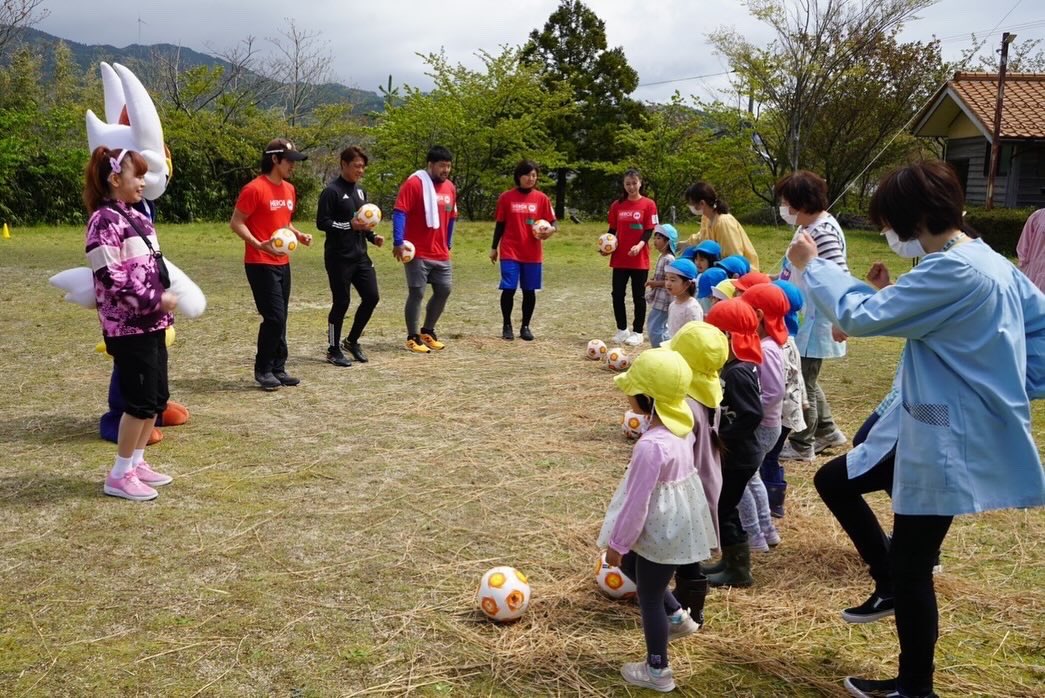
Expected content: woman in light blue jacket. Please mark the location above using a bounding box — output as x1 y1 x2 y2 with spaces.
787 160 1045 698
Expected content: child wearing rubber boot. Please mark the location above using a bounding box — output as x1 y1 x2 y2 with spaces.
598 348 717 692
702 299 764 587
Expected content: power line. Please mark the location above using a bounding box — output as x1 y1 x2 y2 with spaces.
635 71 735 88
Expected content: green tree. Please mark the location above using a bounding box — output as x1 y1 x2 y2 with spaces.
611 93 714 219
370 47 571 219
710 0 945 207
521 0 642 218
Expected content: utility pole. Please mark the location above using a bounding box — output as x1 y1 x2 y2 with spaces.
985 32 1016 211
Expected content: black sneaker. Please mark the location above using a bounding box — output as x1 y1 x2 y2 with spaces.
842 592 895 624
843 676 937 698
502 322 514 340
345 342 368 363
272 370 300 386
519 325 534 341
254 371 281 391
326 347 352 367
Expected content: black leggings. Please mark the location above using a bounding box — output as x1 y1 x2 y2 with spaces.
326 258 380 345
500 289 536 325
620 553 685 670
611 268 648 332
814 452 953 695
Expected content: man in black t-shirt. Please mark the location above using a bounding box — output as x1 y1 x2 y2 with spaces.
316 146 384 366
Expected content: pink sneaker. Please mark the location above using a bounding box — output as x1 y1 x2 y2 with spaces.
134 462 173 486
103 471 158 501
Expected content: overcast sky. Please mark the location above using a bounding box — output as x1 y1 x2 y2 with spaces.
35 0 1045 104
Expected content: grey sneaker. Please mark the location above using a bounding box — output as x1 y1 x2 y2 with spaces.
814 429 848 453
779 442 814 461
621 661 675 692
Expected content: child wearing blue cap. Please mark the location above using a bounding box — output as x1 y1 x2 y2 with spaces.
665 258 703 339
696 267 728 314
644 224 678 347
680 239 722 272
715 254 751 279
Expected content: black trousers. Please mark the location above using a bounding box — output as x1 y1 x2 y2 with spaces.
814 451 953 695
611 268 648 332
326 257 380 345
718 464 760 547
814 452 895 592
245 263 291 374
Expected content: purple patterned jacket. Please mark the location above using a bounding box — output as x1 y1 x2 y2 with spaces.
85 200 173 337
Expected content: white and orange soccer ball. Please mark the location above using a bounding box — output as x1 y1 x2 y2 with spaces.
586 339 608 360
531 218 552 239
606 347 631 371
477 566 531 622
598 233 618 254
270 228 298 254
399 240 416 263
355 203 382 228
621 410 650 439
595 551 637 600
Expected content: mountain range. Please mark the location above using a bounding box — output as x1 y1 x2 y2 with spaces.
5 27 386 114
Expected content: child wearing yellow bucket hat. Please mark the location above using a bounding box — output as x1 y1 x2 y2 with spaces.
597 347 717 693
663 321 729 629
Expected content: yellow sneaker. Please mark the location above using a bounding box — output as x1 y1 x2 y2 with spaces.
420 331 445 351
405 337 430 353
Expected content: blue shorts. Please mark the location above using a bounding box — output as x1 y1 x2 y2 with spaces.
499 260 542 291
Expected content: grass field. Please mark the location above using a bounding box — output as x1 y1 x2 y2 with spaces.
0 219 1042 697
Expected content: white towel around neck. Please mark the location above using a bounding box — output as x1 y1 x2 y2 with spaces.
411 169 441 230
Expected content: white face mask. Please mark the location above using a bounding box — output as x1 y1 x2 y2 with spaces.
688 204 701 218
779 205 798 226
884 228 926 258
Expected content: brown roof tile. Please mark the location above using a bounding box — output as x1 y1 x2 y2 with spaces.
949 72 1045 139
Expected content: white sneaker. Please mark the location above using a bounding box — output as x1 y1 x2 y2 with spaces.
779 442 814 461
621 661 675 692
612 328 631 343
814 429 848 453
667 608 701 640
748 531 770 553
624 331 644 346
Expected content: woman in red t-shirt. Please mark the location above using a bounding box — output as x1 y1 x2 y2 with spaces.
604 168 659 346
490 160 557 341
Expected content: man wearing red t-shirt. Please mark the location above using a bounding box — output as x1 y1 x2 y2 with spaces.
603 169 659 347
229 138 313 390
489 159 556 341
392 145 458 353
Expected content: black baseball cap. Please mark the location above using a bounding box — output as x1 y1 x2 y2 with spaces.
264 138 308 161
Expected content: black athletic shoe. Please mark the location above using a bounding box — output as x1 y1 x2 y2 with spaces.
272 370 300 386
519 325 534 341
844 676 937 698
254 371 281 391
326 347 352 367
502 322 514 340
842 592 895 624
345 342 368 363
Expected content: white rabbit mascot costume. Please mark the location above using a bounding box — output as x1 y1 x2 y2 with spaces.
49 62 205 444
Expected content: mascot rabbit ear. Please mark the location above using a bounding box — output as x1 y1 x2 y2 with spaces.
85 62 169 200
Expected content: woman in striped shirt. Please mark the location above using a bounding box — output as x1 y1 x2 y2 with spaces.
775 171 850 462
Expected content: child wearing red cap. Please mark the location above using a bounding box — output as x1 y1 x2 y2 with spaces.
736 283 791 553
703 299 763 587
